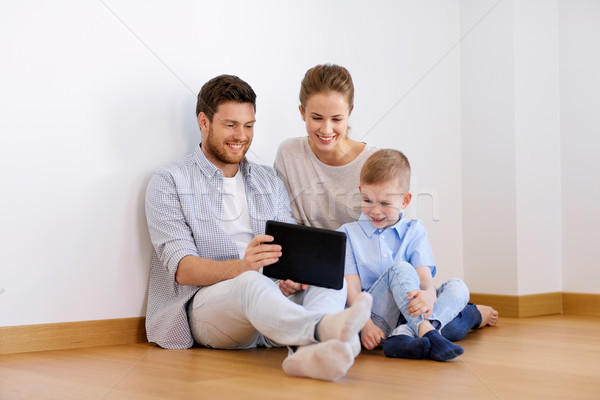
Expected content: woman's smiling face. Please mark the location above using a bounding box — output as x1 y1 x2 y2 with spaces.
301 91 351 153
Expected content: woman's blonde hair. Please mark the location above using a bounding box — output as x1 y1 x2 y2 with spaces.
299 64 354 112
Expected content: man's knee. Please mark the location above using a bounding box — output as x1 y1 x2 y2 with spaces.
237 270 263 283
234 270 275 296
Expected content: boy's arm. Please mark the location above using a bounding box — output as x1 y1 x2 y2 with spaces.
346 274 384 350
345 273 363 307
404 221 437 317
406 266 437 318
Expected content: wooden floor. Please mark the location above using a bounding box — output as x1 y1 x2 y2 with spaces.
1 315 600 399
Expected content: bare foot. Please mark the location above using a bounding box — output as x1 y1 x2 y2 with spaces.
476 305 499 328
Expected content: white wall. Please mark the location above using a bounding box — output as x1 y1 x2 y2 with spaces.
559 1 600 293
513 1 562 295
2 1 598 328
461 0 519 295
0 1 463 327
461 0 599 296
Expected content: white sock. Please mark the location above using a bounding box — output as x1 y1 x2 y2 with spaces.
317 292 372 343
349 335 361 358
282 340 354 381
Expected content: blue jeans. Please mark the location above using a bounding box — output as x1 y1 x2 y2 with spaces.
368 262 469 338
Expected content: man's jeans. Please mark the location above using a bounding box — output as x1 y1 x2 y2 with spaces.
187 270 347 349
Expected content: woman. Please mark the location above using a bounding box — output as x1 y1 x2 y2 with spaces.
275 64 498 345
274 64 376 230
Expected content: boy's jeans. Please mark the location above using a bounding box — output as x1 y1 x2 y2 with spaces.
368 262 469 338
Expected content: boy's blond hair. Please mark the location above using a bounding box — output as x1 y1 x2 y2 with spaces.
360 149 411 192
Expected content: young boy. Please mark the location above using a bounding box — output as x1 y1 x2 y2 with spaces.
339 149 468 361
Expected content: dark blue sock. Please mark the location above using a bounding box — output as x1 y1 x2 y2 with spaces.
441 303 482 341
424 330 464 361
382 334 431 359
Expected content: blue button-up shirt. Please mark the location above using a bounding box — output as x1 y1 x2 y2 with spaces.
145 145 295 349
338 214 437 291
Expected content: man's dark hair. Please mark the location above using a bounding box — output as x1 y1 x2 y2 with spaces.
196 74 257 121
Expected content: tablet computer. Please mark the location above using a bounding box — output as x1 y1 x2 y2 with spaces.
262 220 346 290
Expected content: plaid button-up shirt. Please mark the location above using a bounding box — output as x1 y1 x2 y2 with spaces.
145 145 295 349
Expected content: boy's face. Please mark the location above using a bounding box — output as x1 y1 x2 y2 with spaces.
359 180 412 230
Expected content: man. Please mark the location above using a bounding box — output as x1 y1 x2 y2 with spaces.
145 74 372 381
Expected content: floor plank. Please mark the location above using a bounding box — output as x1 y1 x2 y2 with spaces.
1 315 599 399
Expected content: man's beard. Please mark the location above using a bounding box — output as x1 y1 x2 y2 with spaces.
204 127 250 165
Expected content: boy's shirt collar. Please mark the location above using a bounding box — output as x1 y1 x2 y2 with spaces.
357 212 408 238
